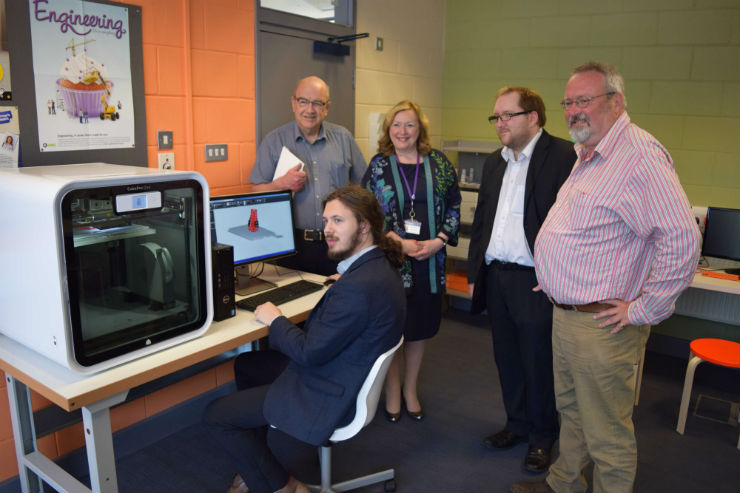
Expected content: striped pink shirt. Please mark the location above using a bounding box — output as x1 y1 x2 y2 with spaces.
534 112 700 326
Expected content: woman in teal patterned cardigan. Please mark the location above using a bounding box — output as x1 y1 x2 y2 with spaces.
362 100 461 422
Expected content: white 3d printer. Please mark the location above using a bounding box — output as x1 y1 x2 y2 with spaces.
0 163 213 373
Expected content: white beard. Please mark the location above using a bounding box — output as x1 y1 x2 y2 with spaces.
568 114 591 144
569 126 590 144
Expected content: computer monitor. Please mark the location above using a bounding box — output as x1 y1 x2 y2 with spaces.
701 207 740 275
210 190 297 294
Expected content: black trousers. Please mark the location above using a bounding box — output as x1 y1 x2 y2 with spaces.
276 235 337 276
484 261 558 447
204 350 317 492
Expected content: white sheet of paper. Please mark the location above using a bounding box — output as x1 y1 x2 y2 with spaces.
273 146 304 181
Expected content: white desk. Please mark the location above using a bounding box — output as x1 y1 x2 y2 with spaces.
689 271 740 295
0 269 326 493
675 272 740 325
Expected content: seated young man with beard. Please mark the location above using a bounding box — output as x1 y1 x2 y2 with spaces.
205 186 406 493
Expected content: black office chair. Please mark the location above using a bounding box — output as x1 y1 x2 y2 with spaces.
312 337 403 493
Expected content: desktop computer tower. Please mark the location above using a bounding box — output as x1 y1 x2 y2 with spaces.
212 243 236 321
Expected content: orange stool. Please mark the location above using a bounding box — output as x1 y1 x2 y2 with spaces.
676 338 740 448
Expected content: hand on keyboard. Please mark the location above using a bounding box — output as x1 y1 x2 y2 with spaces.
324 273 341 285
254 302 281 326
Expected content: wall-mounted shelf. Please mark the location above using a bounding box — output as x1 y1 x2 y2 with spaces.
442 139 501 188
441 139 501 154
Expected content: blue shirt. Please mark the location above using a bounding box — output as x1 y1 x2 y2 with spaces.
337 245 378 274
249 121 367 230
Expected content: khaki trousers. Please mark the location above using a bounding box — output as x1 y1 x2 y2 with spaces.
546 308 649 493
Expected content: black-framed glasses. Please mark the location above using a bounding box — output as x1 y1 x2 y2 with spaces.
488 110 531 124
560 92 615 110
294 97 327 109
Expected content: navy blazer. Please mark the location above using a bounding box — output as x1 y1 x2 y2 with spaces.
263 247 405 446
467 130 576 314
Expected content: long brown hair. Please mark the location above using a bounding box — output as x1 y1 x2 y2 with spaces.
322 186 404 267
377 100 432 157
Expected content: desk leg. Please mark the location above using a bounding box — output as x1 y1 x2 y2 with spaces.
5 376 42 493
81 392 127 493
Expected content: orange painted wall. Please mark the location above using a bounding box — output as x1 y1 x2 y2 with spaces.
0 0 254 482
139 0 256 196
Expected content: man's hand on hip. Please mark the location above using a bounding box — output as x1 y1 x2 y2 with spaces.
594 299 631 334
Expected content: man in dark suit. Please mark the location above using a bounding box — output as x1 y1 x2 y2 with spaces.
467 86 576 473
205 186 405 493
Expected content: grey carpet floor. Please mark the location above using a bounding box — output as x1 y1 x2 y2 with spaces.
111 309 740 493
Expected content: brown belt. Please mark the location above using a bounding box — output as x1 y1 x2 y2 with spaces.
299 229 324 242
552 301 611 313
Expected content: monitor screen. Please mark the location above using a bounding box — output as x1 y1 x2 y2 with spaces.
209 190 296 265
701 207 740 261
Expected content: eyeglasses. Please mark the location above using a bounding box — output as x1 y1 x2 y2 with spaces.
488 110 531 123
294 97 327 109
560 92 615 110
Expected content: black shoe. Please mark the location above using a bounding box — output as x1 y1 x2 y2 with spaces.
405 405 424 421
483 429 527 450
384 409 401 422
523 445 552 474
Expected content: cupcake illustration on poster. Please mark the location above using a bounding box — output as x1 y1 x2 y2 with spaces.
57 41 118 121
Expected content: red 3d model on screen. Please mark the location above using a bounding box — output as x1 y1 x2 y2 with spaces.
248 209 259 232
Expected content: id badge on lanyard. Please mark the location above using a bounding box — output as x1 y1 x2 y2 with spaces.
404 217 421 235
399 153 422 236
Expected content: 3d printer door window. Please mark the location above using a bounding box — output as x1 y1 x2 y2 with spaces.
61 179 208 367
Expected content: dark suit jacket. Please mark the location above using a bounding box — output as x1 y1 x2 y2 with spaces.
467 130 576 314
263 247 405 446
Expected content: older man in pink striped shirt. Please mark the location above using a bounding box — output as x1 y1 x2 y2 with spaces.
512 62 700 493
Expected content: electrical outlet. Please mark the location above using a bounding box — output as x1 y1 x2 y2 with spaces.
205 144 228 162
158 152 175 170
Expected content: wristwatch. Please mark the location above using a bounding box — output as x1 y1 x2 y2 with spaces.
436 234 448 246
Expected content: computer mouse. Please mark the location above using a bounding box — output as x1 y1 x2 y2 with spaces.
323 278 336 286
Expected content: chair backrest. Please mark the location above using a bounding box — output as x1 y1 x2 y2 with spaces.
329 336 404 443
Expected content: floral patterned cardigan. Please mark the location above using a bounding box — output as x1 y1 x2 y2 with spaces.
361 149 461 294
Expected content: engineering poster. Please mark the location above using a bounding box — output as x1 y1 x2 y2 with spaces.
29 0 135 152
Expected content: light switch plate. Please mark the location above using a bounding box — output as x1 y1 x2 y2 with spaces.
205 144 228 162
157 131 173 149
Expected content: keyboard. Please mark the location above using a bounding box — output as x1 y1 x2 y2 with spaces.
236 279 324 311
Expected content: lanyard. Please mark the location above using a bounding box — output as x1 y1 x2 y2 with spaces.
388 153 439 294
396 152 420 220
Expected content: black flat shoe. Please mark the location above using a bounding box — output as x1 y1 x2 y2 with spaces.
523 445 552 474
483 429 527 450
405 405 424 421
384 409 401 422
